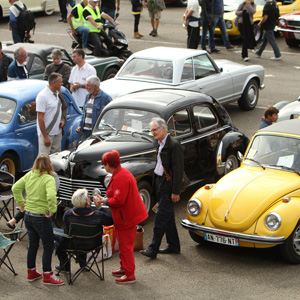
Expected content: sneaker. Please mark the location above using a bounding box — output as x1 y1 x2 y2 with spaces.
149 29 154 36
82 48 93 55
211 48 221 53
243 57 250 61
252 50 261 58
55 265 70 273
112 269 126 277
115 275 136 284
227 45 237 50
27 269 42 282
152 29 158 37
270 56 282 61
43 272 65 285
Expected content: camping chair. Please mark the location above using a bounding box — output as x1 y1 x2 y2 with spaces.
0 228 22 276
54 223 104 285
0 171 15 222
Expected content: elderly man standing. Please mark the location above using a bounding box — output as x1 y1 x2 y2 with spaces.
69 49 96 108
76 75 111 140
0 42 13 82
36 72 67 155
43 49 71 87
140 117 184 259
7 47 28 80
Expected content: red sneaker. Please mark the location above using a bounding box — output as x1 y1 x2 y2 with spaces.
115 275 136 284
27 269 42 282
43 272 65 285
112 269 126 277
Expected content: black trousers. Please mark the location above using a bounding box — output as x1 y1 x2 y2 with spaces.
58 0 68 19
134 14 140 32
187 25 200 49
148 177 180 253
88 31 113 57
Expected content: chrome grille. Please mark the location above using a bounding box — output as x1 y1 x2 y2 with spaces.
58 177 107 201
287 20 300 28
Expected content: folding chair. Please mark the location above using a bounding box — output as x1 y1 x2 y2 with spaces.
0 228 22 276
0 170 15 222
54 223 104 285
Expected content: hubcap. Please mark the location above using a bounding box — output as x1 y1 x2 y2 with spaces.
248 85 257 107
139 188 151 213
293 225 300 256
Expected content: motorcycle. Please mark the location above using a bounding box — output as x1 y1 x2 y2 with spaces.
67 13 133 60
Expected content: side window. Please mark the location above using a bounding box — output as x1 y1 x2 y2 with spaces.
193 105 217 131
181 58 194 82
30 56 45 73
167 109 191 137
18 101 36 125
193 54 217 79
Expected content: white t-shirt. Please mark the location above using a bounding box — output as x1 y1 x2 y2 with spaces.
10 1 25 17
69 62 96 107
187 0 200 27
36 87 62 136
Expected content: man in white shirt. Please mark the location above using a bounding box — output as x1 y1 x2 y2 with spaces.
184 0 200 49
69 49 97 108
36 73 67 154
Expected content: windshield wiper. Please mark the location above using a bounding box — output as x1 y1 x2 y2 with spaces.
244 158 265 170
89 134 103 141
268 164 300 175
131 131 153 142
100 123 117 131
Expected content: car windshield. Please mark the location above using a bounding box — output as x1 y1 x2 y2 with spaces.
117 58 174 83
94 108 161 133
0 98 17 124
224 0 265 5
244 134 300 173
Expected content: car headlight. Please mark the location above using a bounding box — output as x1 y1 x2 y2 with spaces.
104 174 112 188
265 212 281 231
278 19 286 27
187 199 201 216
225 20 233 29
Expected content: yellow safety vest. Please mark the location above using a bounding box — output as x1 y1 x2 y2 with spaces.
83 5 103 33
72 3 85 29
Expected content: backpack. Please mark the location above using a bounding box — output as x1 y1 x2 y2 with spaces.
14 4 36 34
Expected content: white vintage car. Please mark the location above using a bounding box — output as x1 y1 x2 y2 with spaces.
101 47 265 111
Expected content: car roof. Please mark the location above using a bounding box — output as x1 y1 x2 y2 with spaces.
0 79 48 101
130 47 207 61
3 43 65 55
259 119 300 136
105 89 214 115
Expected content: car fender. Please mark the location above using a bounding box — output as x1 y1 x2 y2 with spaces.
255 197 300 239
62 115 82 150
274 100 290 111
242 74 261 91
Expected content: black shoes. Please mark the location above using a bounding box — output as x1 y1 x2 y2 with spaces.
58 18 67 23
158 247 180 254
140 248 157 259
211 48 221 53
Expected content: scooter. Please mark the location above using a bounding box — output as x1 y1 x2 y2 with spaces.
67 13 133 60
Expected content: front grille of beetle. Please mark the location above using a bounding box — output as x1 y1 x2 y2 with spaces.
57 176 107 202
287 20 300 28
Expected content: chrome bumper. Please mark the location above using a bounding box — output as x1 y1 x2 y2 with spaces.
181 219 285 245
277 28 300 34
260 83 265 90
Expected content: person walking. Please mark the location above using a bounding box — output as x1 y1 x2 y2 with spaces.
8 0 26 43
253 0 281 60
184 0 200 49
12 154 64 285
140 117 184 259
7 47 28 80
236 0 256 61
131 0 144 39
0 41 13 82
96 150 148 284
76 75 112 140
58 0 68 23
146 0 164 37
36 72 67 154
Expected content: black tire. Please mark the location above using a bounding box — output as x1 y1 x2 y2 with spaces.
103 67 119 81
238 79 259 111
189 231 209 246
44 9 54 16
224 151 239 175
280 221 300 264
138 180 152 215
253 22 262 43
0 153 17 191
285 38 300 48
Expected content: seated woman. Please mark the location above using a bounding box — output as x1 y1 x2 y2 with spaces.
54 188 113 272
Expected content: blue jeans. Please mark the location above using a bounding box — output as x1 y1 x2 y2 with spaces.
256 29 281 58
12 28 24 44
25 214 54 272
75 26 89 48
101 7 115 25
213 14 231 49
201 20 215 51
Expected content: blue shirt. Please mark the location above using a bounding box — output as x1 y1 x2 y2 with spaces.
259 118 272 129
7 59 28 80
212 0 223 14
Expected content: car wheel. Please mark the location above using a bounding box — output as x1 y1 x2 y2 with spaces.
176 0 187 6
103 67 119 81
224 152 239 174
253 22 262 43
0 153 17 191
285 38 300 48
189 231 208 245
280 222 300 264
238 79 259 111
138 180 152 215
44 9 54 16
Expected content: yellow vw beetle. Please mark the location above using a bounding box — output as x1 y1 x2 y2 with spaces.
182 118 300 264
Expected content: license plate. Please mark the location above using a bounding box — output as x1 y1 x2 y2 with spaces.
294 33 300 40
204 233 239 246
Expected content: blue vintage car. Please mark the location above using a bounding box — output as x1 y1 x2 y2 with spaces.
0 79 82 190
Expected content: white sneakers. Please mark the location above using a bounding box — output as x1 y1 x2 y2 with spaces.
244 57 250 62
270 56 282 61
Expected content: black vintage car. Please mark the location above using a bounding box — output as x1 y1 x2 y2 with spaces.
50 89 249 215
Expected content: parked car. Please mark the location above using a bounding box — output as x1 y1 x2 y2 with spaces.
0 79 82 190
274 96 300 122
0 0 56 18
215 0 300 42
164 0 186 6
50 89 249 216
181 118 300 264
2 43 124 81
100 47 265 111
278 11 300 47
